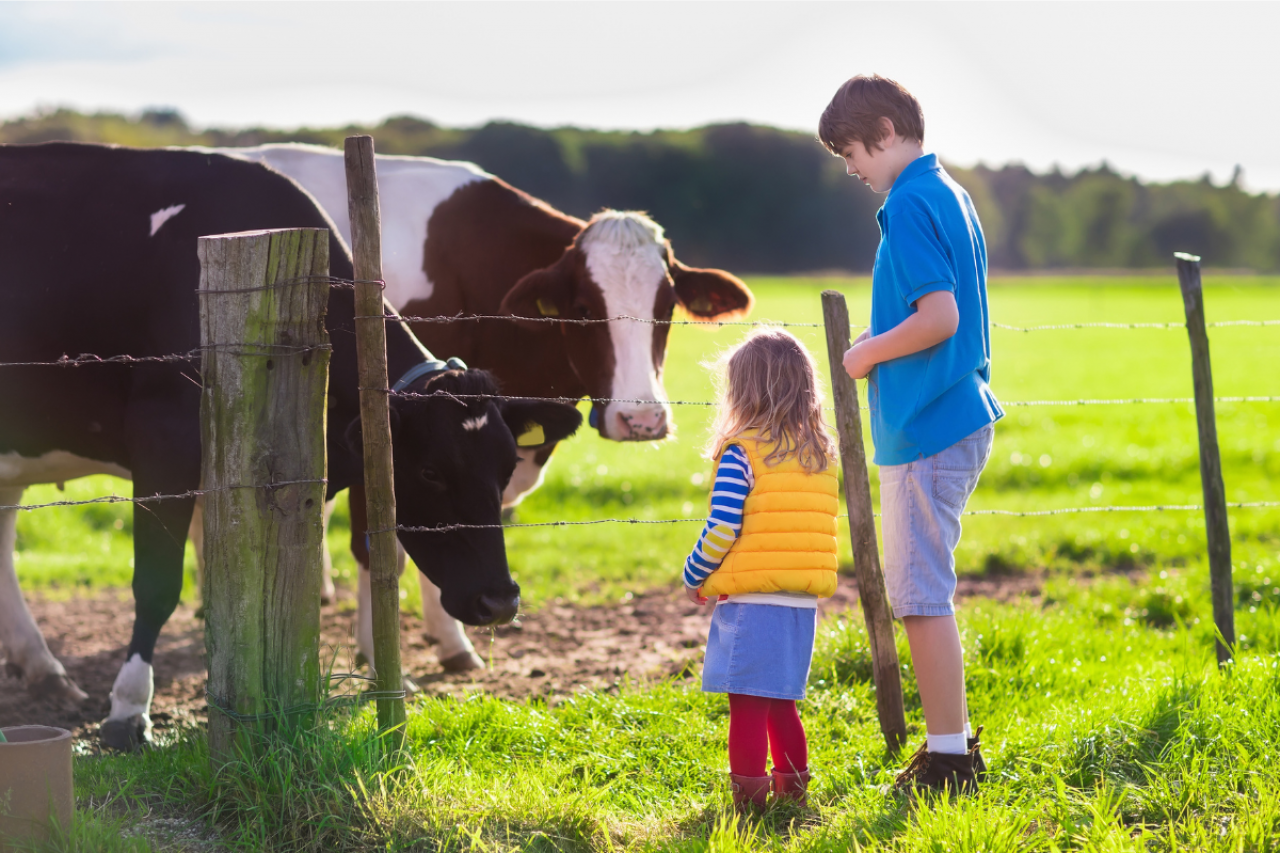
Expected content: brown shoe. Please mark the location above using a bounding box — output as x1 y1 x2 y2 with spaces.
892 745 979 796
968 725 987 783
729 773 771 812
770 768 810 806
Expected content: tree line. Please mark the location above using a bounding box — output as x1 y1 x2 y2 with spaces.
5 108 1277 273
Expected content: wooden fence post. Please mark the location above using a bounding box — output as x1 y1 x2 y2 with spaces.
1175 252 1234 666
821 290 908 751
344 135 406 741
199 228 331 766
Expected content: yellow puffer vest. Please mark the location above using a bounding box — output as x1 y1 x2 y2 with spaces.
699 431 839 598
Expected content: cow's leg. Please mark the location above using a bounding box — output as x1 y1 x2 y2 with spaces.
0 486 88 703
102 394 198 751
353 532 408 673
417 570 482 672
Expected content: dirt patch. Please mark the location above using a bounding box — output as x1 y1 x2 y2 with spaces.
0 572 1045 742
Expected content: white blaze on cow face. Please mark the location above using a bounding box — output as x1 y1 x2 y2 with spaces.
579 212 672 441
149 203 186 237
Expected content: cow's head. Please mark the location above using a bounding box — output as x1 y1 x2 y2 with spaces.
357 368 581 625
499 211 753 441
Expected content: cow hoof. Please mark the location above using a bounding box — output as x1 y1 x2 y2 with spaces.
354 651 369 670
402 675 421 695
4 660 23 680
320 591 334 606
100 715 152 752
440 651 484 673
422 633 440 647
29 672 90 705
320 582 336 606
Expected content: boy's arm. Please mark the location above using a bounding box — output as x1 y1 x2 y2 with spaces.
843 290 958 380
682 445 753 604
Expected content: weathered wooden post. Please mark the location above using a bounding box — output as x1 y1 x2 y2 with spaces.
1175 252 1234 665
821 290 908 751
199 228 331 765
344 135 406 741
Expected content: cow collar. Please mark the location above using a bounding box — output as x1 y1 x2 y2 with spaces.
392 357 468 392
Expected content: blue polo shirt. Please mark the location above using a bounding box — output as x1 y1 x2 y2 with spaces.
867 153 1003 465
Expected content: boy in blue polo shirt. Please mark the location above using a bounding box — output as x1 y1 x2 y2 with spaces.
820 74 1003 795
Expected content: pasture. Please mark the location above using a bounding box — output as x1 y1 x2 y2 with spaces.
6 275 1280 851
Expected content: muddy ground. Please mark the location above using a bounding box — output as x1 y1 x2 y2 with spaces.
0 573 1044 743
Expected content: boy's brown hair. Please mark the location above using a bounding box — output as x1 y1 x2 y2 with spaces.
818 74 925 154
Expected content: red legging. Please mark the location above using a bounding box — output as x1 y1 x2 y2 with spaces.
727 693 808 777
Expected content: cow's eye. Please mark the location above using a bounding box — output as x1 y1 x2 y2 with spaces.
419 467 446 489
574 303 591 319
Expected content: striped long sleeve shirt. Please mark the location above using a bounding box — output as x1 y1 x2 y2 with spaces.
682 444 754 589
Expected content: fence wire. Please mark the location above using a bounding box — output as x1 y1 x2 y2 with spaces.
378 501 1280 535
993 319 1280 332
204 672 405 725
366 312 1280 332
0 479 326 512
385 389 1279 410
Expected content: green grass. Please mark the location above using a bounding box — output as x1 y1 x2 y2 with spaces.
61 573 1280 851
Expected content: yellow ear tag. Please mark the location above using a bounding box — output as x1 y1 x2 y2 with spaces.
517 424 546 447
536 298 560 317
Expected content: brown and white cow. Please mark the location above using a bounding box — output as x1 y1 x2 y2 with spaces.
206 143 753 672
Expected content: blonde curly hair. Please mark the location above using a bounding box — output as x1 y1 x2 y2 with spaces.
705 328 837 473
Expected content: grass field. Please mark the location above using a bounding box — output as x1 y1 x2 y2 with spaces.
10 275 1280 851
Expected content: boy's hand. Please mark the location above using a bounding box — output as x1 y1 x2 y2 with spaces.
843 340 876 380
685 586 708 606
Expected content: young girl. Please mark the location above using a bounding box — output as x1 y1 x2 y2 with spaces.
683 328 840 812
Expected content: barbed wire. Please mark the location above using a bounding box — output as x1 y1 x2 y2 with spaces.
378 501 1280 534
0 343 331 369
385 389 1279 410
363 312 1280 332
0 479 326 512
369 313 828 328
993 319 1280 332
204 672 405 725
196 275 385 295
1003 396 1279 407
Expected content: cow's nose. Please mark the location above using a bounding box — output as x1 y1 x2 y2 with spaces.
474 592 520 626
616 407 668 441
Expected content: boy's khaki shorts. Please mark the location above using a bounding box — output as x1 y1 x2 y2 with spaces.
879 424 994 618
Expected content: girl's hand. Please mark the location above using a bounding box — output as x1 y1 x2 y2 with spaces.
685 586 708 606
842 340 876 380
854 329 871 346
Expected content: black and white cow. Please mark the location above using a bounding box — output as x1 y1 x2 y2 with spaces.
209 144 755 673
0 142 580 749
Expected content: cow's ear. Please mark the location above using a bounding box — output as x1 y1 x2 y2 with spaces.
669 252 755 321
499 248 578 326
499 400 583 448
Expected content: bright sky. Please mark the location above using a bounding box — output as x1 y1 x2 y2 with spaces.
2 1 1278 191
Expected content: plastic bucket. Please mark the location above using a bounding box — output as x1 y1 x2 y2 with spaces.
0 726 73 850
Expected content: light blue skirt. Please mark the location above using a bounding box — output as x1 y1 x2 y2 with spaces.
701 602 816 700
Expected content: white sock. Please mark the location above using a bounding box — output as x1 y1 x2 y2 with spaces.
965 722 972 740
926 731 968 755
